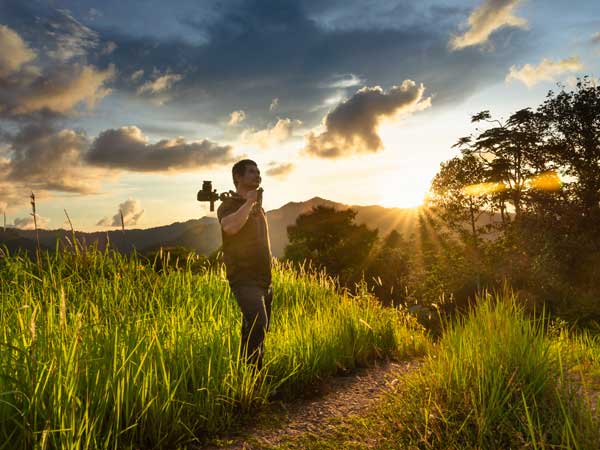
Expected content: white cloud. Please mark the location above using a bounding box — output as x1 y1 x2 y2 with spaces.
130 69 144 82
506 56 584 87
450 0 527 50
0 25 37 77
96 199 144 227
13 214 50 230
228 110 246 125
269 97 279 111
241 118 302 149
137 73 182 95
324 73 364 88
265 161 294 178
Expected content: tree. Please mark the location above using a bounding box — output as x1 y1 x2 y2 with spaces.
539 77 600 224
284 205 378 287
428 154 490 241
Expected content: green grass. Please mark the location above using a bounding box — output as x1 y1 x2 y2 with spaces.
262 289 600 449
0 247 428 449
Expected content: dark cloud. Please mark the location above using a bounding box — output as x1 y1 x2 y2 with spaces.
265 161 294 178
86 0 531 129
304 80 430 158
87 126 236 171
43 8 100 61
6 123 103 194
96 198 144 227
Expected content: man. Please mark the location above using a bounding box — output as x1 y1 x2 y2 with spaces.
217 159 273 372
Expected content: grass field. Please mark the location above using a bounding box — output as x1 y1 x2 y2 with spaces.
0 247 428 449
269 290 600 449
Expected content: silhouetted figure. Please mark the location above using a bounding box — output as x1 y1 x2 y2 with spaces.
217 159 273 372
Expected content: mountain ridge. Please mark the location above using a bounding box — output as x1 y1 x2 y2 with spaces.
1 197 423 258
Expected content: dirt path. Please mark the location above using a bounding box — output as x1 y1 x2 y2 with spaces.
203 358 423 450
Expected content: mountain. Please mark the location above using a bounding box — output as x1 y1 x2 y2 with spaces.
0 197 444 258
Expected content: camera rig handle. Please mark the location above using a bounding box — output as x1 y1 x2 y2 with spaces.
197 180 263 212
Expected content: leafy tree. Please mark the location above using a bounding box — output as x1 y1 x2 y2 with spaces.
453 108 553 220
428 154 490 241
539 76 600 224
284 205 378 287
363 230 412 305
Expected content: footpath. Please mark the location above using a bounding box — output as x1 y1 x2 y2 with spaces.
203 358 422 450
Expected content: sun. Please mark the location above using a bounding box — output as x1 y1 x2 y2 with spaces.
375 173 429 209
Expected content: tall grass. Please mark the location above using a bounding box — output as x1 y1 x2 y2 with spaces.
379 289 600 449
0 246 427 449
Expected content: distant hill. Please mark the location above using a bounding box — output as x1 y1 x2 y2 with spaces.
2 197 496 258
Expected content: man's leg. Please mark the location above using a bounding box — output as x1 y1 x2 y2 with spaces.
230 284 270 371
265 285 273 332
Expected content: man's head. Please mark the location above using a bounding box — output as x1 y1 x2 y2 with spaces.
232 159 261 190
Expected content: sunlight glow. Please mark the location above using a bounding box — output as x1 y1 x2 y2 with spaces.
376 172 429 208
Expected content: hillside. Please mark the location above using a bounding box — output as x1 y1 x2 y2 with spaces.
2 197 422 258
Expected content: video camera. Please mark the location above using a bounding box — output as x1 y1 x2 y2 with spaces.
197 181 263 211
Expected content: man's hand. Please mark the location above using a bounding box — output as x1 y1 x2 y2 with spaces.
244 189 259 204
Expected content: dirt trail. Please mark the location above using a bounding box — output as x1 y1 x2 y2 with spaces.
203 358 422 450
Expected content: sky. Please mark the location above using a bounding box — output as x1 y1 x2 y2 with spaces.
0 0 599 231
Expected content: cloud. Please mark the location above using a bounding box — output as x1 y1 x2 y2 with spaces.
450 0 527 50
322 73 364 89
137 73 183 95
74 0 529 130
13 214 50 230
265 161 294 178
592 32 600 45
5 123 104 194
44 9 100 61
228 110 246 125
0 24 37 77
96 198 144 227
0 57 115 118
101 41 117 55
303 80 431 158
87 126 237 171
269 98 279 111
130 69 144 82
0 22 114 119
506 56 584 87
241 118 301 149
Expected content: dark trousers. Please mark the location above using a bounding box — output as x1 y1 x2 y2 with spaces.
229 283 273 371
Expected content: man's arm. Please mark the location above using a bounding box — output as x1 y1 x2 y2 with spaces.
220 198 256 235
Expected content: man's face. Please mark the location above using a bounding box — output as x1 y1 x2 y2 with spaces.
238 164 261 189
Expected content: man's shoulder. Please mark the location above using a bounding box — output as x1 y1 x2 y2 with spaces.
217 192 244 221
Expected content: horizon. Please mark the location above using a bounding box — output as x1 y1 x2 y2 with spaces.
2 194 422 233
1 0 599 232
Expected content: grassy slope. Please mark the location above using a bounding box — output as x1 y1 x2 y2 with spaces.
0 248 428 449
267 291 600 450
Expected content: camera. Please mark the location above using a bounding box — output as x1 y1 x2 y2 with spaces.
197 181 221 211
197 180 263 211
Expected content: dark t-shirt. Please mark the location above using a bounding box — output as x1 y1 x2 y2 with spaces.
217 191 272 288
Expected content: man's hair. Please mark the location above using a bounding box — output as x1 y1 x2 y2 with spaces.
232 159 257 187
